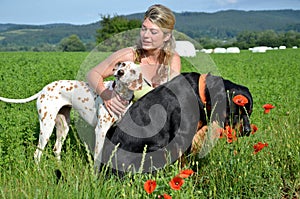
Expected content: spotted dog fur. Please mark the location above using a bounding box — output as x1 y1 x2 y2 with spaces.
0 61 143 169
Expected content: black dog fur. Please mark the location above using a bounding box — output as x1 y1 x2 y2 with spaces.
101 72 253 174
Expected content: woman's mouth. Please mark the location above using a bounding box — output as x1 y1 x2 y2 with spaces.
142 40 152 45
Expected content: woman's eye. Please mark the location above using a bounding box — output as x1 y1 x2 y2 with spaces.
151 30 158 35
141 27 159 35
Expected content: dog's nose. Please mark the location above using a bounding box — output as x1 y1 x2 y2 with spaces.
243 125 251 136
116 69 124 77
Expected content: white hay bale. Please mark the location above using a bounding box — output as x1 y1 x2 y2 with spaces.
226 47 240 53
175 41 196 57
279 46 286 50
214 47 227 53
200 49 213 54
251 46 268 53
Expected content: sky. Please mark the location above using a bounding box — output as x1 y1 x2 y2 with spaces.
1 0 300 25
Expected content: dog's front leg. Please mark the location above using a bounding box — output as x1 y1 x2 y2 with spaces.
94 104 116 172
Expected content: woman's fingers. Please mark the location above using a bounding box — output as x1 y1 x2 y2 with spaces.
104 91 128 117
110 98 126 116
115 93 129 106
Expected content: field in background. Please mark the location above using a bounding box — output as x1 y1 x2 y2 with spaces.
0 49 299 198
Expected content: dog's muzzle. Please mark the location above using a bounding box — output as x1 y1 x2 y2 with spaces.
242 115 251 136
114 69 124 79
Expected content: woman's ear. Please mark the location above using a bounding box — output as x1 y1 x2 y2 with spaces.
163 33 171 42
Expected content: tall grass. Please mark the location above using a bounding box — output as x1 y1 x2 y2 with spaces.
0 50 299 198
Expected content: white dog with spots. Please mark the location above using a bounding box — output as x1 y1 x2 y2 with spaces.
0 61 142 168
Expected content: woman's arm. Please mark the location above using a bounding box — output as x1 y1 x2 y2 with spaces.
86 47 135 116
87 47 135 95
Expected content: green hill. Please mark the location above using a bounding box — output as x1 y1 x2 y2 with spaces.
0 23 99 51
0 9 299 51
128 9 300 38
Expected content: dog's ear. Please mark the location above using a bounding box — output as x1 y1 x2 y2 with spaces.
128 73 143 91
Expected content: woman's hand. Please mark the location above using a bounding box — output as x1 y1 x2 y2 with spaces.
100 89 129 117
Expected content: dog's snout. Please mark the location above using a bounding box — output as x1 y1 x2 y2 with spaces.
243 125 251 136
116 69 124 77
242 115 251 136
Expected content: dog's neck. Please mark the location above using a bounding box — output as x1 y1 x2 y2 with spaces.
113 81 134 102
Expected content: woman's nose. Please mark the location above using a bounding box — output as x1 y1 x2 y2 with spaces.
142 29 151 37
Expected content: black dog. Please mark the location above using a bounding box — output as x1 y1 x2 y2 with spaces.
101 72 253 174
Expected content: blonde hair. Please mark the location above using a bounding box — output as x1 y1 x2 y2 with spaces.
144 4 175 31
135 4 176 66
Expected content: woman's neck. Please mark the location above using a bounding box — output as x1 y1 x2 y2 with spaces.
144 49 162 64
144 48 159 56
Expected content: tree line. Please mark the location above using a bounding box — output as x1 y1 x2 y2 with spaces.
199 30 300 50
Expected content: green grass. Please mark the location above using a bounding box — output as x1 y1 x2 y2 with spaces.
0 50 299 198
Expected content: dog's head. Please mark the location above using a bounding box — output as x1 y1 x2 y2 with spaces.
228 93 253 136
114 61 143 91
226 86 253 136
204 74 253 136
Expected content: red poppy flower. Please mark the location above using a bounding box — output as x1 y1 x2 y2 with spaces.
225 125 233 133
169 176 184 190
164 194 172 199
158 194 172 199
233 95 248 106
253 142 268 154
144 179 157 194
251 124 258 134
225 126 237 143
227 131 237 143
263 104 275 114
178 169 194 178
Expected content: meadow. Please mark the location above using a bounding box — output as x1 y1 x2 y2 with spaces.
0 49 299 198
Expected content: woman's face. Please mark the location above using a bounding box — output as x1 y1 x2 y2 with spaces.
140 18 170 51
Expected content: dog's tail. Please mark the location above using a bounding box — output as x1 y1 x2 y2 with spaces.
0 92 41 103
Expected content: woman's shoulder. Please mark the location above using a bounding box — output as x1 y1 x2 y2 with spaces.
169 51 181 74
172 51 180 59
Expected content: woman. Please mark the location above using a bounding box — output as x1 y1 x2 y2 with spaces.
87 4 181 117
